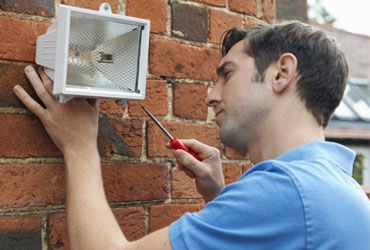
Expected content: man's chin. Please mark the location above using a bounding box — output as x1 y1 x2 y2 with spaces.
220 127 247 153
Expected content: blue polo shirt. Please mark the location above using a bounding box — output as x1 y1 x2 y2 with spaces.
169 141 370 249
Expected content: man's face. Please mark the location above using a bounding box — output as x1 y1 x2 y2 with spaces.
206 40 272 152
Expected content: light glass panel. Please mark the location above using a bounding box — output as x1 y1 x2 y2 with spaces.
66 11 141 93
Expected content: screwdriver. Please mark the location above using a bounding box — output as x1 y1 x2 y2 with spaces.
140 105 201 161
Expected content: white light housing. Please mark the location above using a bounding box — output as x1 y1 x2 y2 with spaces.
36 3 150 103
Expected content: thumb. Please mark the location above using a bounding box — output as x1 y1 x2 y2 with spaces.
174 149 204 177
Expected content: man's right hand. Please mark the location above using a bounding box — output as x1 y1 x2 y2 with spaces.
167 139 225 202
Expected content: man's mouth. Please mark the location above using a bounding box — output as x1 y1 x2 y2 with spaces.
215 110 224 127
215 109 223 117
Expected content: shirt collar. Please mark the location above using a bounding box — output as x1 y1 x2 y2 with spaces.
276 141 356 175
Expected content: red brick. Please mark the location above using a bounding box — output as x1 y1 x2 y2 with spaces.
244 16 265 29
229 0 257 16
149 203 204 232
0 114 61 158
0 16 50 62
147 121 220 157
0 215 42 249
102 163 168 202
262 0 276 23
224 147 250 160
98 118 143 158
128 80 168 117
0 164 65 208
48 213 67 250
209 10 243 44
0 0 55 17
0 214 42 232
0 63 42 109
62 0 118 13
171 3 208 42
126 0 167 34
37 22 50 35
173 83 207 120
149 38 221 81
48 208 145 250
223 164 241 185
242 162 254 174
113 207 146 241
185 0 226 7
99 99 125 115
0 162 168 208
171 167 202 199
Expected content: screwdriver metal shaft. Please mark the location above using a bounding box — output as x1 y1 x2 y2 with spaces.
140 104 201 161
140 105 174 141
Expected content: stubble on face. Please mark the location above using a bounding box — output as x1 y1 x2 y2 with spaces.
219 85 270 154
213 41 271 153
220 68 271 153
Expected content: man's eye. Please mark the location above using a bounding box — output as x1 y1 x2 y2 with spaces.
224 71 232 80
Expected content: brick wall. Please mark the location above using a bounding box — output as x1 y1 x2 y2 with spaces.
0 0 272 249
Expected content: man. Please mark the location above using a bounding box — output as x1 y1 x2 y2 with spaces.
14 21 370 249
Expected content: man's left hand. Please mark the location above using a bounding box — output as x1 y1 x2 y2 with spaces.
13 65 100 155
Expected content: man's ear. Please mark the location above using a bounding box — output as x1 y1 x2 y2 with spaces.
272 53 298 94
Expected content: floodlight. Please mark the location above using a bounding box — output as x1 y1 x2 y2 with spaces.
36 3 150 103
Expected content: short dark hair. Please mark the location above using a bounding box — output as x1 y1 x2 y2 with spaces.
222 21 348 128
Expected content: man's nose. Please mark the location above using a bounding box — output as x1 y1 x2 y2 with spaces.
205 83 222 107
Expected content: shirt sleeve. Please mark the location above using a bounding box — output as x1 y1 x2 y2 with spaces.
169 163 306 250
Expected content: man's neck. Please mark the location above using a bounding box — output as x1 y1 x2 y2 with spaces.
248 107 325 164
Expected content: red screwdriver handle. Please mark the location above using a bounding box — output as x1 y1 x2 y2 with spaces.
170 137 201 161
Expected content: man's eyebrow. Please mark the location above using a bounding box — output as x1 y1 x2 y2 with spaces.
216 61 236 76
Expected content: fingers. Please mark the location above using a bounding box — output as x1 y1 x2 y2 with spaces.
25 65 55 108
38 67 53 95
176 139 219 159
184 168 195 178
175 160 195 178
174 149 205 177
167 139 219 179
166 139 212 153
13 85 46 119
87 98 100 111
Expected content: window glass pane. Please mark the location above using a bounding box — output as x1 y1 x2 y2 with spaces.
334 102 357 120
353 100 370 121
357 84 370 100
